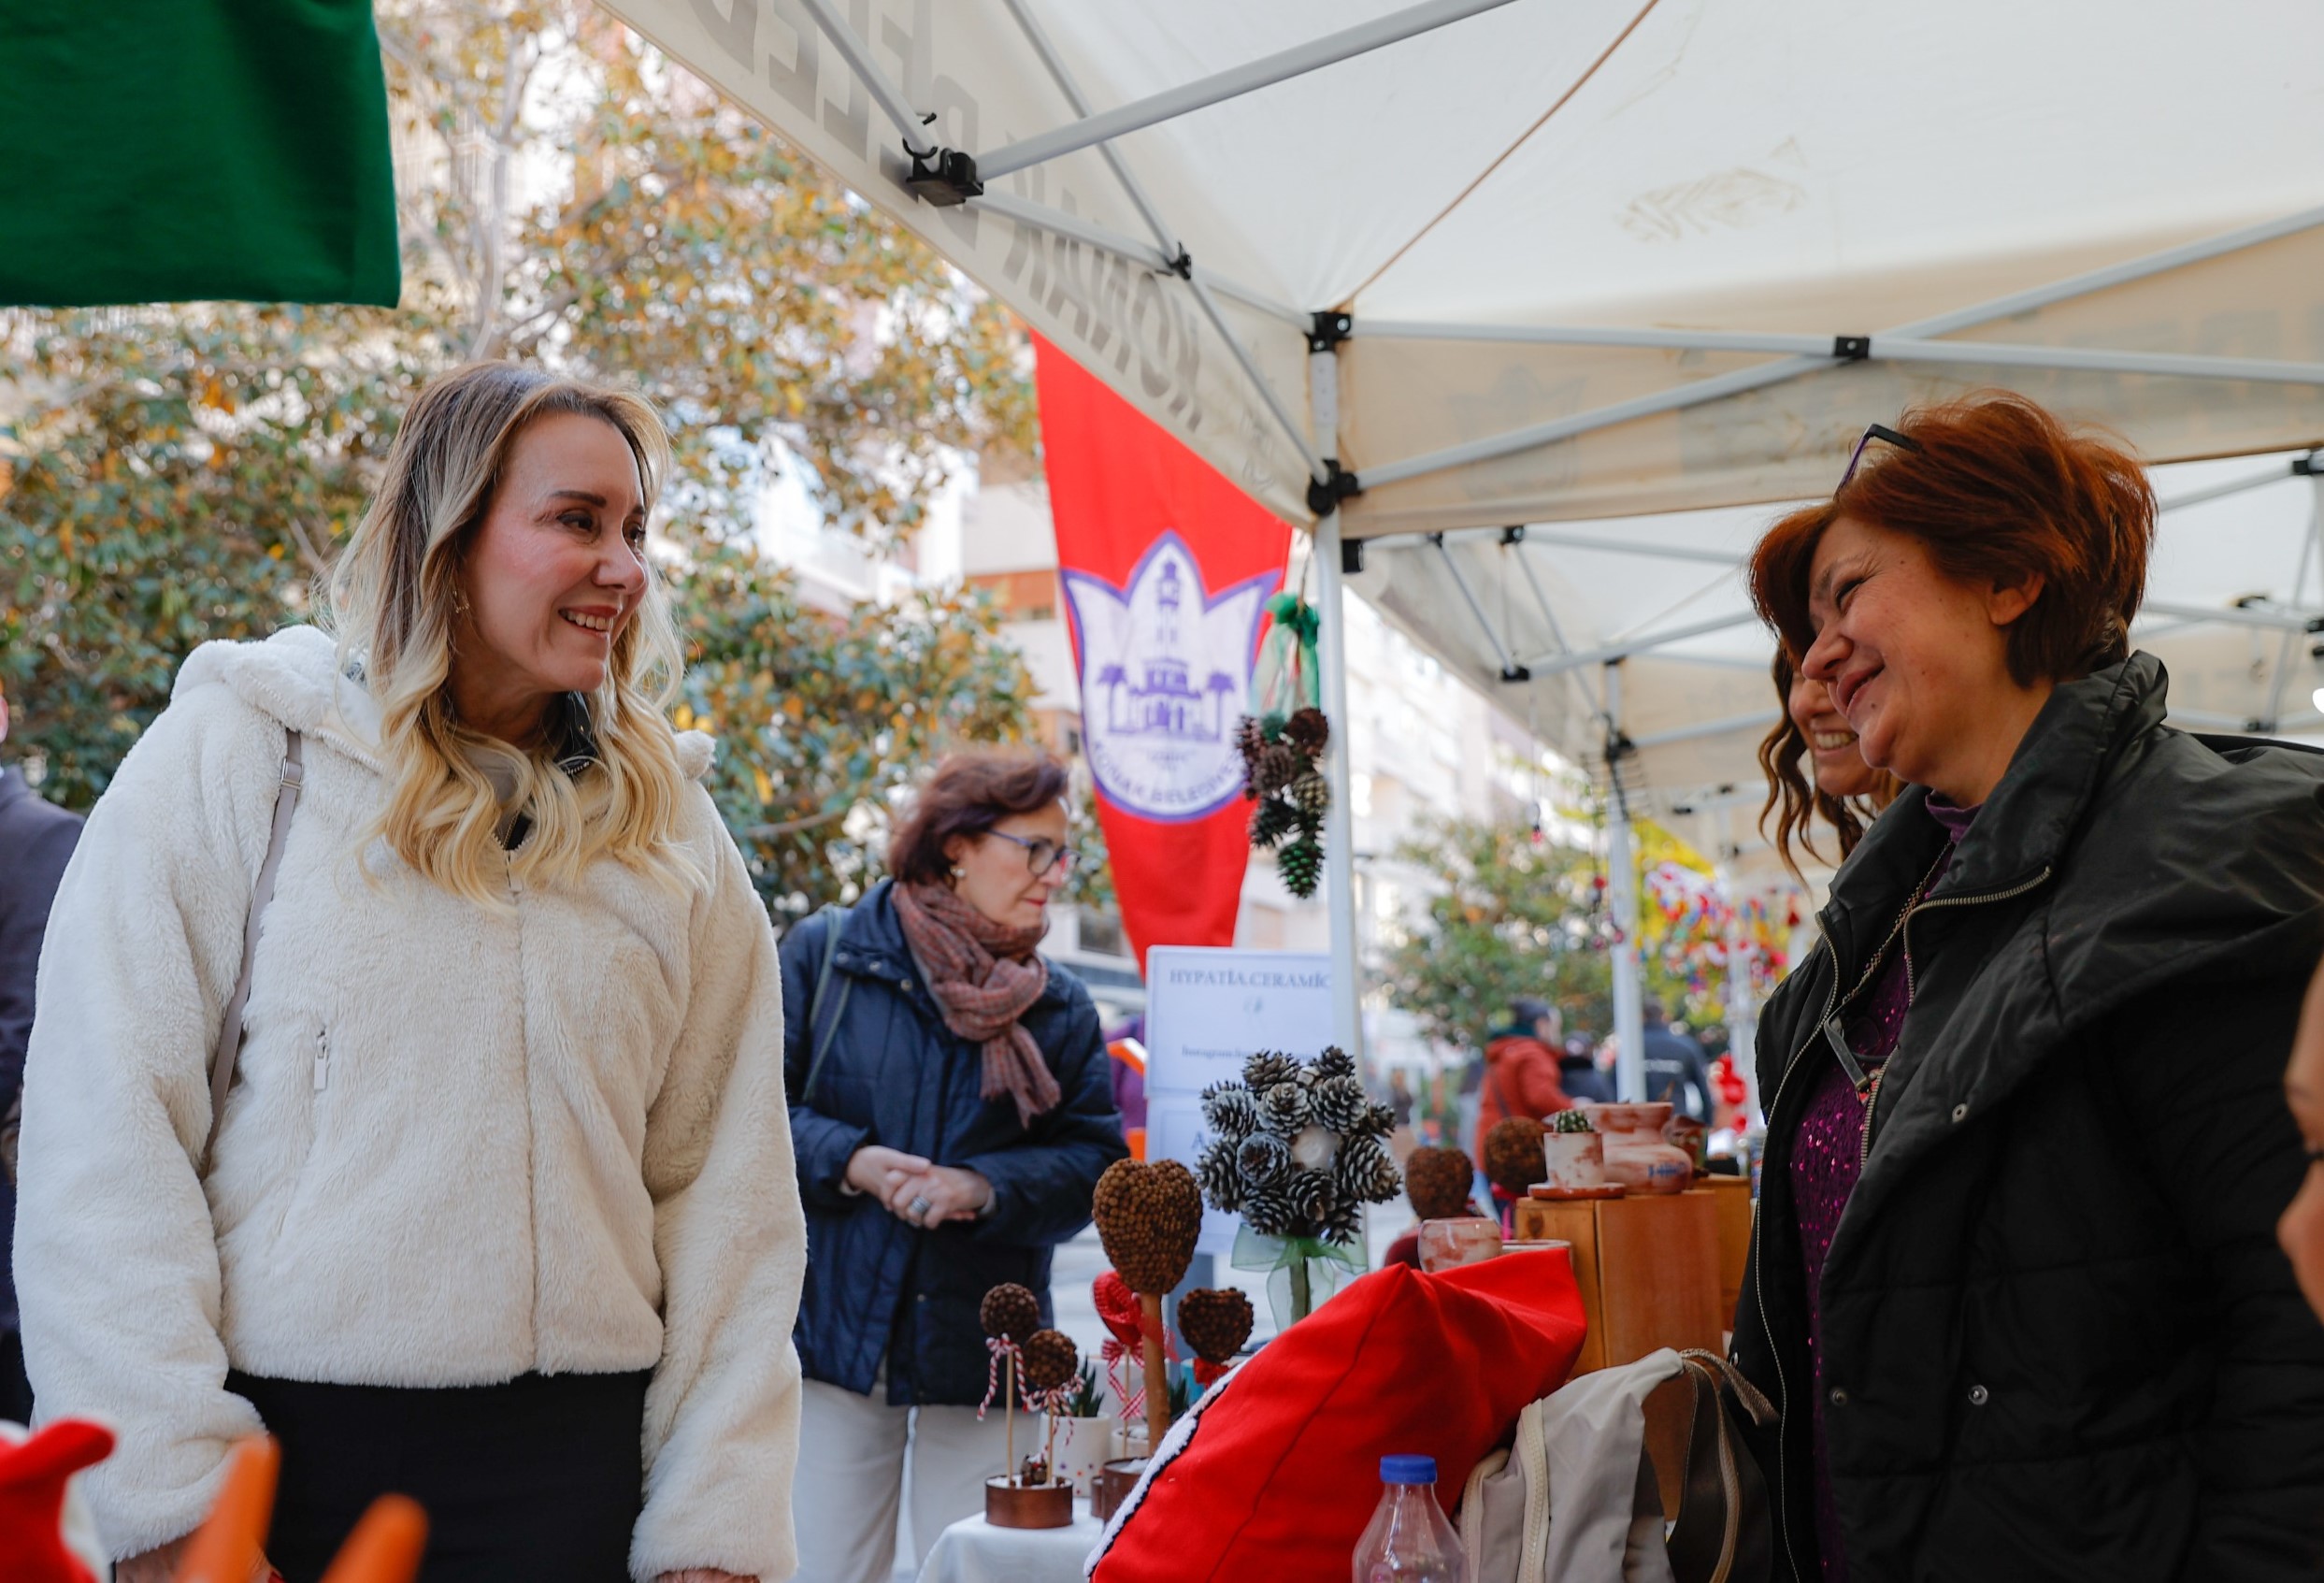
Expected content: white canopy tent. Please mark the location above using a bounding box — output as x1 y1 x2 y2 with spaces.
605 0 2324 1094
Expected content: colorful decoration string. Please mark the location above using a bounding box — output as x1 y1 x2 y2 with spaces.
977 1335 1025 1423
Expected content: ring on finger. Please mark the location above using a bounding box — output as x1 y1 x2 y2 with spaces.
909 1195 933 1221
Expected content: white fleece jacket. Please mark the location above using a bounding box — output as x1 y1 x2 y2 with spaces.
15 626 806 1580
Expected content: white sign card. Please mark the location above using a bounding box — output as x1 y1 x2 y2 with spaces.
1142 947 1335 1256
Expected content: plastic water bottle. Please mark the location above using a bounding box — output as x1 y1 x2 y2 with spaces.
1352 1454 1466 1582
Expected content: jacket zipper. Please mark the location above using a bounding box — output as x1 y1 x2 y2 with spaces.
312 1028 331 1093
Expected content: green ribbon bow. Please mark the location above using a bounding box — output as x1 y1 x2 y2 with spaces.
1231 1224 1366 1325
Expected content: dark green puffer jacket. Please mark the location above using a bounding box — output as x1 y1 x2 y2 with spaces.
1733 654 2324 1581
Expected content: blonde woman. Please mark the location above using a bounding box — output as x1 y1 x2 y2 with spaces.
16 364 805 1583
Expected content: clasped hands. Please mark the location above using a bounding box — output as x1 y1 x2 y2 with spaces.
844 1144 992 1227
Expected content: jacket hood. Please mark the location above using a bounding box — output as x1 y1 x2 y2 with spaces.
1485 1030 1553 1062
173 626 715 780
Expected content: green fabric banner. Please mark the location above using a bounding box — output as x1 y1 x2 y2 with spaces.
0 1 399 307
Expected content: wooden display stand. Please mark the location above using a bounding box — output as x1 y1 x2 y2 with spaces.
1513 1187 1728 1513
1701 1174 1755 1325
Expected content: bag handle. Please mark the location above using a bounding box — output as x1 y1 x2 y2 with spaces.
203 731 305 1172
796 901 853 1108
1664 1348 1777 1583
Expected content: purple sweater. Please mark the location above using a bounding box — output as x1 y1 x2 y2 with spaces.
1790 797 1976 1580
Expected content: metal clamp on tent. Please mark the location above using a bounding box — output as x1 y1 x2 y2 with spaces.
905 144 983 206
1309 311 1354 353
1308 459 1361 519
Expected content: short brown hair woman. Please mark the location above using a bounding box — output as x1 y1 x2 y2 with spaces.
1732 393 2324 1580
779 751 1126 1582
1757 646 1899 876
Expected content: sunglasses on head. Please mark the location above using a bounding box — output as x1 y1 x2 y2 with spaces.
1839 422 1922 490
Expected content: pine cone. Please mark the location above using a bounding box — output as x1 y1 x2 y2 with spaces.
1485 1115 1548 1199
1291 771 1329 815
1196 1138 1245 1212
1257 1080 1309 1134
982 1283 1040 1344
1308 1074 1368 1135
1284 707 1330 756
1321 1197 1364 1245
1242 1184 1296 1237
1023 1328 1080 1391
1313 1047 1356 1082
1334 1132 1400 1205
1237 1132 1292 1193
1251 796 1298 848
1200 1081 1257 1140
1092 1159 1204 1296
1404 1145 1475 1221
1243 1052 1298 1091
1352 1101 1396 1140
1177 1288 1255 1365
1287 1166 1336 1229
1258 741 1301 794
1234 714 1266 764
1278 837 1323 899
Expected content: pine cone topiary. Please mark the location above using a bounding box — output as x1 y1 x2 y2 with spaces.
1023 1328 1080 1391
1243 1052 1298 1091
1403 1145 1475 1220
1278 837 1323 899
1092 1159 1205 1296
1291 771 1329 815
1177 1288 1255 1365
1257 1080 1309 1134
1308 1074 1368 1135
1313 1047 1356 1082
1196 1138 1245 1212
1251 797 1298 848
982 1283 1041 1344
1284 707 1330 756
1484 1115 1548 1199
1286 1166 1336 1229
1242 1184 1296 1237
1237 1132 1292 1192
1200 1081 1257 1140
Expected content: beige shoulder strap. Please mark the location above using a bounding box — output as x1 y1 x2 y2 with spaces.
203 732 305 1171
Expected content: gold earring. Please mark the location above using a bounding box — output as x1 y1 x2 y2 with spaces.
452 585 471 618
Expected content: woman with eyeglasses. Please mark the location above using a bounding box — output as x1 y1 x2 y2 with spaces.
781 750 1126 1583
1732 394 2324 1581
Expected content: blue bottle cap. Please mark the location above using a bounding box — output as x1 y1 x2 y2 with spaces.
1380 1454 1437 1485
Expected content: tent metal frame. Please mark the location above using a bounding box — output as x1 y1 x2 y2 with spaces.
773 0 2324 1092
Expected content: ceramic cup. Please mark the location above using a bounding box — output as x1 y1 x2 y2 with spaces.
1417 1216 1505 1274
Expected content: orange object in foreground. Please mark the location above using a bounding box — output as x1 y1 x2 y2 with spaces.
176 1437 279 1583
320 1494 429 1583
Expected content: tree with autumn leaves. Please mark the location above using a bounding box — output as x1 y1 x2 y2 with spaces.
0 1 1065 920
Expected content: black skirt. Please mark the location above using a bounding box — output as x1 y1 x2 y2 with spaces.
227 1369 651 1583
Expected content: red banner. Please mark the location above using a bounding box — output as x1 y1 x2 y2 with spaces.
1034 338 1293 969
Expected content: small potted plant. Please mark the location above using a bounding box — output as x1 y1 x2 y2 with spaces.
1540 1108 1610 1194
1045 1360 1117 1499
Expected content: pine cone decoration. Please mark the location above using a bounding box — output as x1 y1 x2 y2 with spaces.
1259 741 1301 793
1404 1145 1475 1220
1322 1197 1364 1245
1197 1138 1245 1212
1291 771 1329 815
1234 714 1266 764
1243 1052 1298 1092
1251 797 1298 848
1257 1080 1309 1133
1308 1074 1368 1135
1354 1101 1396 1140
1023 1328 1080 1391
1314 1047 1356 1082
1092 1159 1204 1296
1278 837 1323 899
1284 707 1330 756
1334 1132 1400 1204
1177 1288 1255 1364
1242 1184 1296 1237
981 1283 1040 1344
1485 1115 1548 1199
1287 1167 1336 1229
1237 1132 1292 1193
1201 1081 1257 1140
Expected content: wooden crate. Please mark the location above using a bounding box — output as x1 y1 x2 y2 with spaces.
1513 1188 1728 1514
1701 1174 1755 1327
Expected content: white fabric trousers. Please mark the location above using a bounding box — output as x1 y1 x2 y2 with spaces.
793 1373 1026 1583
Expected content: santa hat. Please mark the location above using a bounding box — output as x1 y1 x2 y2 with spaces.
0 1419 115 1583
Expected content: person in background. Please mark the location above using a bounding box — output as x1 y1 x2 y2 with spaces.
782 751 1126 1583
1757 647 1901 877
1473 997 1571 1160
1639 998 1712 1121
2283 956 2324 1327
18 363 804 1582
0 678 81 1426
1735 393 2324 1580
1558 1030 1614 1104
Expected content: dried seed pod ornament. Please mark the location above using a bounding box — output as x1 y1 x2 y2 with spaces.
1023 1329 1080 1393
1485 1115 1549 1201
1235 707 1332 899
1092 1159 1206 1449
980 1283 1040 1346
1178 1288 1256 1386
1404 1144 1476 1221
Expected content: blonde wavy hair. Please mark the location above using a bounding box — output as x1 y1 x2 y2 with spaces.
324 362 699 905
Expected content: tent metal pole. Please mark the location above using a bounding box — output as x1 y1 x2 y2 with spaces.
2142 598 2324 634
1605 662 1645 1104
792 0 938 157
1522 610 1760 673
1312 348 1364 1067
975 0 1521 180
1356 321 1833 355
2258 488 2321 730
968 191 1309 328
2159 458 2312 514
1000 0 1179 250
1186 271 1330 482
1628 710 1784 751
1429 536 1523 677
1509 534 1611 720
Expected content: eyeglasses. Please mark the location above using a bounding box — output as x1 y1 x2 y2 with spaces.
1839 422 1922 490
986 830 1081 878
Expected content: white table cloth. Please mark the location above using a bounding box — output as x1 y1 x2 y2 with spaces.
916 1499 1107 1583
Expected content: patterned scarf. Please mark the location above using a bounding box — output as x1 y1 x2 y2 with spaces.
891 880 1062 1128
